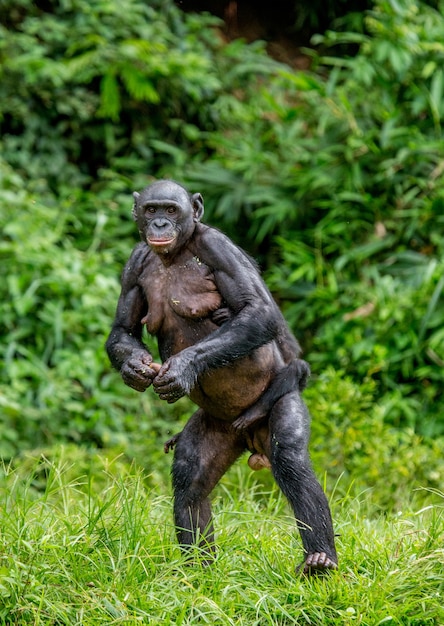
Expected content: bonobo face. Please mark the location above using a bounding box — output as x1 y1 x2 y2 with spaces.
132 181 204 257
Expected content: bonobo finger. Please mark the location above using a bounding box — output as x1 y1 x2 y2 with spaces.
156 361 171 378
156 386 185 402
127 351 152 371
122 366 144 383
153 376 185 401
153 371 175 391
158 390 183 403
129 359 160 378
164 432 180 453
132 361 151 374
123 371 149 388
162 393 183 403
123 377 149 392
121 359 160 392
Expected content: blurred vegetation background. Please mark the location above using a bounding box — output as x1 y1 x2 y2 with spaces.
1 0 443 505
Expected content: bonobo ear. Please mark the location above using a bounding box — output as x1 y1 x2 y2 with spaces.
191 193 204 222
132 191 140 221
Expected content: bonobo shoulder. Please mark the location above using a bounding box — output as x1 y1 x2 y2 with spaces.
192 224 259 273
122 242 152 283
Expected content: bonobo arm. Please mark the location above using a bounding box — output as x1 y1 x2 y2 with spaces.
106 245 156 392
153 227 288 402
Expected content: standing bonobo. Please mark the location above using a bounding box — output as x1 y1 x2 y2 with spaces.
106 179 337 574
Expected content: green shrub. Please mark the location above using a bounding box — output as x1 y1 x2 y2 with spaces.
0 160 194 457
306 369 444 509
179 0 444 433
1 0 443 458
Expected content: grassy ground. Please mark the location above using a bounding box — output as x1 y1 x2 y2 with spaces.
0 448 443 625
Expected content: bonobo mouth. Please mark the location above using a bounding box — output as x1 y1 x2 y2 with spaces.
147 237 177 248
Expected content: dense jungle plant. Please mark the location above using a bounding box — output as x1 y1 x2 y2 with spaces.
0 160 196 458
1 0 443 459
180 0 444 432
0 0 256 455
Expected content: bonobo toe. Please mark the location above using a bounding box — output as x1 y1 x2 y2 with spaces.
297 552 338 576
163 432 181 454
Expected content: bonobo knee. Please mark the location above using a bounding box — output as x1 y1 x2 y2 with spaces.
270 391 310 439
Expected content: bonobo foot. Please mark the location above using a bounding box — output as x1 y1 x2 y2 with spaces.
164 432 181 454
232 411 263 432
297 552 338 576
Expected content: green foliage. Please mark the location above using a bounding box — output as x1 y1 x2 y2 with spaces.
176 0 444 433
310 264 444 435
0 160 192 457
0 0 222 188
306 369 444 508
270 0 444 433
268 240 444 433
1 0 443 463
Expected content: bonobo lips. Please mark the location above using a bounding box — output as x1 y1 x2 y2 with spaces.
147 236 176 248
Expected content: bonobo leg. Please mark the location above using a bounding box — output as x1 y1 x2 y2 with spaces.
264 391 338 575
172 409 245 560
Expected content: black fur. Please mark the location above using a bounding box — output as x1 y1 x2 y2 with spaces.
106 180 337 574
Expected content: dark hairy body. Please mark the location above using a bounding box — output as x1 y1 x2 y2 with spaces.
106 180 337 574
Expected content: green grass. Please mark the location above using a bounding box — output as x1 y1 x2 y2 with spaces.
1 448 443 625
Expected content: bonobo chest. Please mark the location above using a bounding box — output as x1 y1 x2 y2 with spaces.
139 248 222 355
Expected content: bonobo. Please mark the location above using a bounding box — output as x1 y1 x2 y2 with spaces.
106 179 337 574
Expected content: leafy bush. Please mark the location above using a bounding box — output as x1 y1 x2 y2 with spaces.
177 0 444 433
306 368 444 509
0 0 276 194
0 0 226 456
0 160 193 458
1 0 443 464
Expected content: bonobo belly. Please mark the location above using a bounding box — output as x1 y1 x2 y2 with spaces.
189 345 276 420
156 313 279 420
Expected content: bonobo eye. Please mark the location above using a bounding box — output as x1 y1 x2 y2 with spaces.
145 206 156 214
166 205 177 215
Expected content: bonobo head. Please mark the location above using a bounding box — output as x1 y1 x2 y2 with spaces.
132 180 204 257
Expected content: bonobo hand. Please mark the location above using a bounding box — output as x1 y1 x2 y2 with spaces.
153 352 197 403
121 349 160 392
211 307 232 326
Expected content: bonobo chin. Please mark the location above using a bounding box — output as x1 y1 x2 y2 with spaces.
106 179 338 575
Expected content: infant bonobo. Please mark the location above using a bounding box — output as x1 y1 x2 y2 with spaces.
106 179 337 575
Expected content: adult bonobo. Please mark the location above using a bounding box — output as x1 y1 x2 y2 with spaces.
106 179 337 574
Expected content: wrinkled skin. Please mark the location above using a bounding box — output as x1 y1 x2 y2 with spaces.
106 179 337 575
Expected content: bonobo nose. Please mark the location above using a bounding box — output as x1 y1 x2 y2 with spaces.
153 218 170 229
